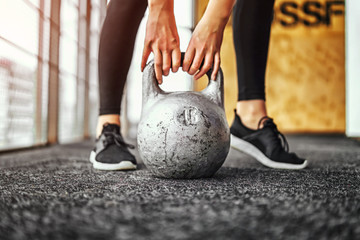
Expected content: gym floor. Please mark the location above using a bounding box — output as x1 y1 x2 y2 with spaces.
0 135 359 240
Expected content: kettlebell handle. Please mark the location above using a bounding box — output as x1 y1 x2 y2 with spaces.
142 52 224 108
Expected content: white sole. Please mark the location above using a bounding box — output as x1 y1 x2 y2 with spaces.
89 151 137 171
230 134 308 170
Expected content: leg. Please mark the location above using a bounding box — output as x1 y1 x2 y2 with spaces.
232 0 274 129
91 0 147 171
230 0 307 169
97 0 147 137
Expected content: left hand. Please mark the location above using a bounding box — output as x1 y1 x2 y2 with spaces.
182 15 226 80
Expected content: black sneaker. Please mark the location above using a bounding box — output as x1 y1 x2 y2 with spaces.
89 123 137 170
230 111 308 169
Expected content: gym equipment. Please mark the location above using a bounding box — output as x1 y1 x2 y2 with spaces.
137 55 230 178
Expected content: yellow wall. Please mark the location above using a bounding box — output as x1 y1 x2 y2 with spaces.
195 0 345 133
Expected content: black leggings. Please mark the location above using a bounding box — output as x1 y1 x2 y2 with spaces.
98 0 275 115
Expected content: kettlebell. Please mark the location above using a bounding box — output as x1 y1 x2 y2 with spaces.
137 53 230 179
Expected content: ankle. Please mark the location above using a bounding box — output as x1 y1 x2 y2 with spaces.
96 114 121 138
236 100 267 130
237 114 266 130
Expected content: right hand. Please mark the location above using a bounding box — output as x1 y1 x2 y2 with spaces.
141 2 181 84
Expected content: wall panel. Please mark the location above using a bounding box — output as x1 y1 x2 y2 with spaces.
196 0 345 133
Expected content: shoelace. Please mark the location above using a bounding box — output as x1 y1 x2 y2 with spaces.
102 131 135 150
258 116 289 152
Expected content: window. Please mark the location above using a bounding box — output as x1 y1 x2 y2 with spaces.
0 0 106 150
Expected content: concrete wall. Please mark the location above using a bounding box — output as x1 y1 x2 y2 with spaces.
346 0 360 137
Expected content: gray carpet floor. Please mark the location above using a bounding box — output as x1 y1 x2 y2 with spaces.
0 135 359 240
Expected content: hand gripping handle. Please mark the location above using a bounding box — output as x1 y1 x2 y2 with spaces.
142 52 224 108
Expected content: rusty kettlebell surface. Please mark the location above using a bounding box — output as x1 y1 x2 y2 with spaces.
137 58 230 179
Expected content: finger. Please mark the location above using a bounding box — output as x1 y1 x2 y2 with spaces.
171 48 181 73
188 50 205 75
162 51 171 76
141 43 151 71
211 52 220 80
182 48 195 72
154 50 163 84
194 53 213 80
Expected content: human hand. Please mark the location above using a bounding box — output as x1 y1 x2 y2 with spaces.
141 1 181 84
182 0 234 80
182 15 226 81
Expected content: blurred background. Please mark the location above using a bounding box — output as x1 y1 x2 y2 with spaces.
0 0 358 152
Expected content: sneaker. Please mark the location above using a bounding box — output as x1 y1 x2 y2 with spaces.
230 111 308 169
89 123 137 170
